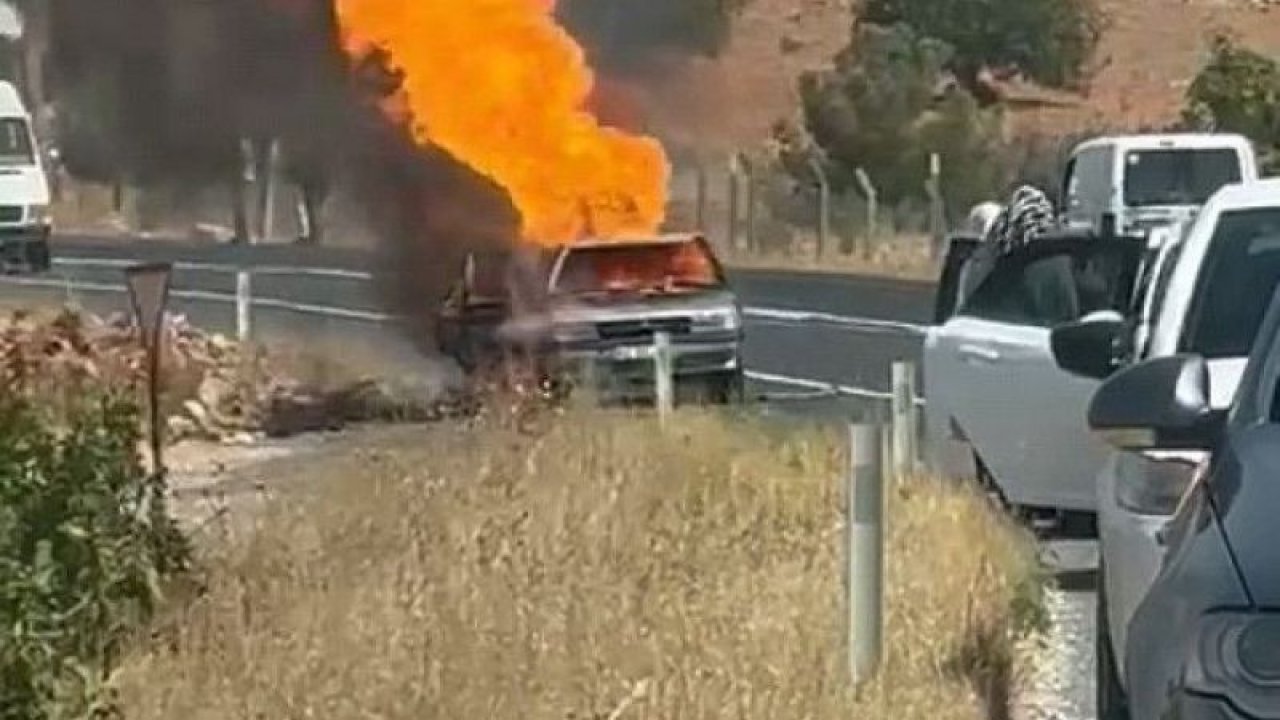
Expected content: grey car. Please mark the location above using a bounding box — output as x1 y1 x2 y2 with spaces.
1086 283 1280 720
437 233 745 402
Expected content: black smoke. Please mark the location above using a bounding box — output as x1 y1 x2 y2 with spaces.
556 0 743 74
45 0 520 347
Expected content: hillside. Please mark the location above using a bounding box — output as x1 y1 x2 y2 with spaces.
637 0 1280 153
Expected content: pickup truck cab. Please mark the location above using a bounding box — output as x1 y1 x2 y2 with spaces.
0 81 51 273
438 233 745 402
1050 178 1280 719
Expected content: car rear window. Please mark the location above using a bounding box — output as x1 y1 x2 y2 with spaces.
552 240 723 295
1123 148 1242 207
1182 207 1280 358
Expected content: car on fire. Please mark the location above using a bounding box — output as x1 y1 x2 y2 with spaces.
437 232 745 402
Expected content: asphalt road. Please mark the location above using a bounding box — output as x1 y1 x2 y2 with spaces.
12 234 1095 719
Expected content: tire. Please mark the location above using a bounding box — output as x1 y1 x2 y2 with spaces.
1097 568 1132 720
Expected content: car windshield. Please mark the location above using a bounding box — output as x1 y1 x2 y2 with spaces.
552 241 723 295
1123 148 1242 207
1182 208 1280 358
0 118 34 166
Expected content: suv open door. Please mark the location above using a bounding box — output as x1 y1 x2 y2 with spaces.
924 230 1145 512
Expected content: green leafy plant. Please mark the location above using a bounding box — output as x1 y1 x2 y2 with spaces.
0 388 188 719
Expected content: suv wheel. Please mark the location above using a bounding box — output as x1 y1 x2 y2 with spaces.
1097 567 1131 720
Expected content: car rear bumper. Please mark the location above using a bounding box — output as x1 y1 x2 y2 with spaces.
0 224 50 273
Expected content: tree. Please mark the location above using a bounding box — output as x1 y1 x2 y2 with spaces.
795 23 1003 216
1184 34 1280 174
860 0 1102 92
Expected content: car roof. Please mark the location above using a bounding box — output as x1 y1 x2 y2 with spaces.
1073 132 1253 154
1202 178 1280 213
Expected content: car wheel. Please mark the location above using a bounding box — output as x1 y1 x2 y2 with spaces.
1097 568 1132 720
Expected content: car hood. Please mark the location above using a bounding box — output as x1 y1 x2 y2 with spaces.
547 288 737 324
0 165 49 205
1211 424 1280 604
1208 357 1248 410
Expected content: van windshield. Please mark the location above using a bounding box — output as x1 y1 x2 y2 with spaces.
1123 149 1242 207
0 118 34 166
1182 207 1280 358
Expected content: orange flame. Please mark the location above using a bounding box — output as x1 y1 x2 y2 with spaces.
334 0 670 246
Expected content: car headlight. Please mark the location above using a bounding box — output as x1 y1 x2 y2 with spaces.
1117 451 1207 516
691 308 741 331
27 204 50 225
1185 613 1280 716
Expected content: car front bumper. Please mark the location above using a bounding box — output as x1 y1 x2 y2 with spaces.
554 335 742 397
0 224 51 273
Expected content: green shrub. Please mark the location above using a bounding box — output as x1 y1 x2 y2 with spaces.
860 0 1103 91
794 23 1005 222
1184 34 1280 174
0 389 188 719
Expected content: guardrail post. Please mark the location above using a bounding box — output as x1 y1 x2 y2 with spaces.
653 331 674 425
808 155 830 260
727 155 742 252
848 422 884 686
739 152 758 254
694 158 708 232
890 360 918 477
855 168 878 260
235 270 252 343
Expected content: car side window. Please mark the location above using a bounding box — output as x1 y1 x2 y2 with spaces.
959 243 1138 327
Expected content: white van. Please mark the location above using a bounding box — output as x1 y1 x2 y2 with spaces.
1060 133 1259 237
0 80 50 273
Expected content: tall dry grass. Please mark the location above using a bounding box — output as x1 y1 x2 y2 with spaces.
113 409 1041 720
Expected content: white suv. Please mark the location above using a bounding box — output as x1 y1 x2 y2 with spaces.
1050 178 1280 719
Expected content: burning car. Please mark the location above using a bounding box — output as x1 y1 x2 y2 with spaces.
437 233 745 402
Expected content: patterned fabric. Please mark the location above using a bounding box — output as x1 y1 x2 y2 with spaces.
983 185 1057 255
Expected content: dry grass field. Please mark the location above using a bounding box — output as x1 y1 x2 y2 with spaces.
113 408 1041 720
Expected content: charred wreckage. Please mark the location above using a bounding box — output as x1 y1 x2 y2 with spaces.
437 233 746 404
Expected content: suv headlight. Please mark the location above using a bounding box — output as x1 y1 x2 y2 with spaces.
691 308 741 331
1185 613 1280 716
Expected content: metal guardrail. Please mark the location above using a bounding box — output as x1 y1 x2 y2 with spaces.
23 256 930 405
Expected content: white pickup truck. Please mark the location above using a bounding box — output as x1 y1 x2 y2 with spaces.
924 133 1259 520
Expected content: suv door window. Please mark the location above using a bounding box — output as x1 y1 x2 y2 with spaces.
1181 208 1280 358
959 239 1140 327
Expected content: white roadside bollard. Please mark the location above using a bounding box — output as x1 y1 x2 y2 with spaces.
235 270 252 343
848 422 884 687
653 331 674 425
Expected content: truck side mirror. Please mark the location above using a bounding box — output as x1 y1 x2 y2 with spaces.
1051 310 1126 380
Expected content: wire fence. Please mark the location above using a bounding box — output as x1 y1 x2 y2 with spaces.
666 153 949 273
